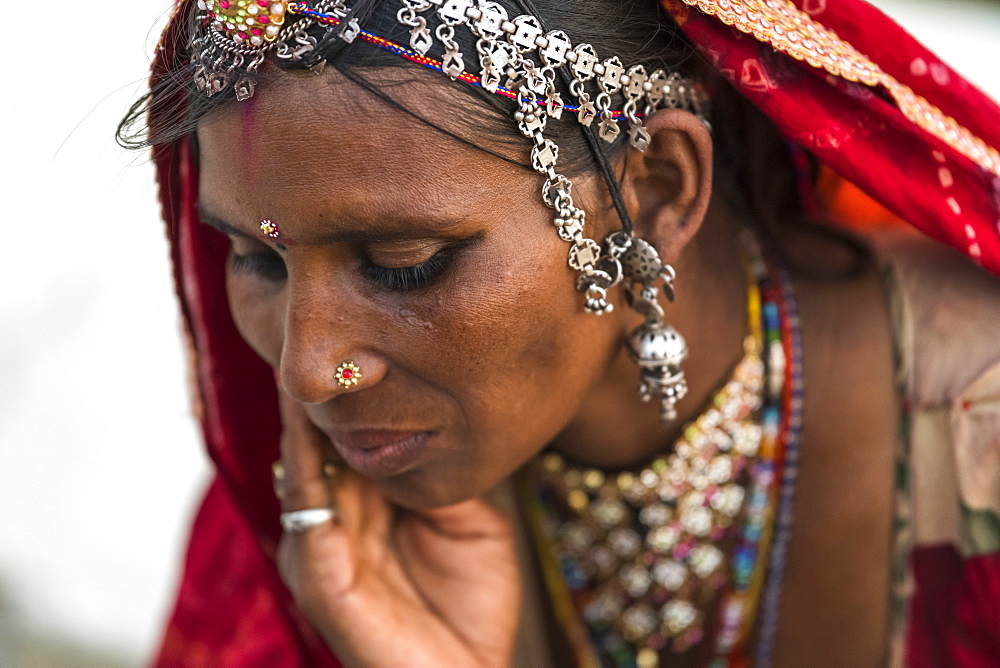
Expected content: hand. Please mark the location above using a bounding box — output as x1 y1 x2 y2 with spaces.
274 389 523 667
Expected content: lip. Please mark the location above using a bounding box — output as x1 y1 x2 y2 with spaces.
330 430 435 478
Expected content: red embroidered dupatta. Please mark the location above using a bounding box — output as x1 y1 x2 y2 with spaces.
149 1 1000 665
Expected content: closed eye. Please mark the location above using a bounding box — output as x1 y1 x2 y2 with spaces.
231 248 287 281
361 245 458 291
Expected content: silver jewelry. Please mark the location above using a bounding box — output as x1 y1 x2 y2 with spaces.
190 3 708 305
621 239 688 424
280 507 338 533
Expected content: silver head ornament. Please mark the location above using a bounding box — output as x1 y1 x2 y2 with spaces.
191 0 708 302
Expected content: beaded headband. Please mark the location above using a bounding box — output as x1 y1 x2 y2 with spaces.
192 0 710 420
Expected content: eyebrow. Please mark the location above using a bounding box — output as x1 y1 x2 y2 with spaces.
197 204 469 245
199 207 248 238
198 206 292 250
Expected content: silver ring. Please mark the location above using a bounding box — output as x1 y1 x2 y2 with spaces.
280 507 338 533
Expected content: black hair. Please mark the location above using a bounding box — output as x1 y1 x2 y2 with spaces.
118 0 869 278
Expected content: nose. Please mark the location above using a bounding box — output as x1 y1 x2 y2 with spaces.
277 283 387 405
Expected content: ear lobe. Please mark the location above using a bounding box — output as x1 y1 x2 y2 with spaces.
623 109 713 263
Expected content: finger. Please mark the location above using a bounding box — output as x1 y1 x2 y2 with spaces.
274 388 358 615
276 389 337 514
274 388 394 548
274 390 393 631
274 389 382 530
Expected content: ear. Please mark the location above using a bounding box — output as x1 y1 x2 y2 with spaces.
620 109 713 263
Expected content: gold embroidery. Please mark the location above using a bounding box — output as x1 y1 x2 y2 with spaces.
678 0 1000 178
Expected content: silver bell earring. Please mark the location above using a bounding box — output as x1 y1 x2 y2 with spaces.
620 238 689 423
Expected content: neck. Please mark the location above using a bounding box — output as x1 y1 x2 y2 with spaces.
552 204 749 469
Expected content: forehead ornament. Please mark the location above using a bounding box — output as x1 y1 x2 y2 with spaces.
259 219 280 238
191 0 708 423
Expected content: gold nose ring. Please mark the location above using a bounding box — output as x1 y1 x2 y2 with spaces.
335 361 362 388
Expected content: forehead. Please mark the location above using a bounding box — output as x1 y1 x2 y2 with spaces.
196 67 535 228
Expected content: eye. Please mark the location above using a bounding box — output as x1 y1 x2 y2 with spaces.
361 245 460 292
231 247 287 282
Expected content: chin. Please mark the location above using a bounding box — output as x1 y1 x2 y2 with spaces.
375 466 490 510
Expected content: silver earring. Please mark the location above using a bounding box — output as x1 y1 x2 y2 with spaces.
621 238 689 423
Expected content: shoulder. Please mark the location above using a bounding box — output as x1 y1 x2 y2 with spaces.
876 230 1000 557
872 230 1000 408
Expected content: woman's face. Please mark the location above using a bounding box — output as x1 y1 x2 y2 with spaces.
197 72 625 508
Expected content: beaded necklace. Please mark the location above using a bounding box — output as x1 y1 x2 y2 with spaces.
752 259 804 667
523 232 802 667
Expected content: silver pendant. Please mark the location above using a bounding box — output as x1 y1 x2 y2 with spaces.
339 18 361 43
442 49 465 79
546 91 564 120
577 99 598 126
629 123 651 151
234 77 256 102
621 238 663 283
207 72 229 97
626 321 689 423
599 116 620 143
410 23 433 55
583 284 613 315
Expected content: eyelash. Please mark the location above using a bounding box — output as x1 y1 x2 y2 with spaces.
360 246 457 292
231 251 287 282
230 245 460 291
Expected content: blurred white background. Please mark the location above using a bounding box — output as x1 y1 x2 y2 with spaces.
0 3 207 666
0 0 996 665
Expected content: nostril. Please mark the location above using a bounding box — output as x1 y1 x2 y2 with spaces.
278 359 339 405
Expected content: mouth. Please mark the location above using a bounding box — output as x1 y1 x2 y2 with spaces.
329 429 436 478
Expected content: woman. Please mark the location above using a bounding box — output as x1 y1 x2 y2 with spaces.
120 0 1000 665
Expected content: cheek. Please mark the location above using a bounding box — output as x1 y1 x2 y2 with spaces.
410 223 621 473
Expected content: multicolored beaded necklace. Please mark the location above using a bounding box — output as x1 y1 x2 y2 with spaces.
523 231 803 667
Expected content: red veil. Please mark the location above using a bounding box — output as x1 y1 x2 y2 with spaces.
149 1 1000 665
